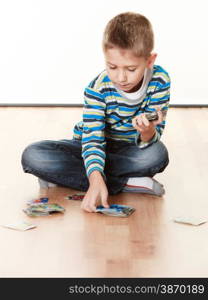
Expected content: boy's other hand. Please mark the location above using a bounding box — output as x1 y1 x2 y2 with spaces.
81 171 109 213
132 109 163 142
132 110 163 134
133 109 163 131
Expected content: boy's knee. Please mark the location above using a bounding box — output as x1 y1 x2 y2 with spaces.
21 140 50 172
132 141 169 173
145 141 169 173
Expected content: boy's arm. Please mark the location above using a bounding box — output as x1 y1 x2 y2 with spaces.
135 72 171 148
80 87 109 213
81 87 107 180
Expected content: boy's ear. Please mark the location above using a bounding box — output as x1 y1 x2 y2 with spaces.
147 53 157 68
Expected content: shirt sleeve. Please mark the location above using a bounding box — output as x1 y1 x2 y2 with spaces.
135 72 171 148
81 86 107 180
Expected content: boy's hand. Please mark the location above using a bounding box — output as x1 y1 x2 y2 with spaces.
132 110 163 142
81 171 109 213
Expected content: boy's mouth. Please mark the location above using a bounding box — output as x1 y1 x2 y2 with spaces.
117 84 130 89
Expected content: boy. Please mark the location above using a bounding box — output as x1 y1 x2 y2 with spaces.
21 12 170 213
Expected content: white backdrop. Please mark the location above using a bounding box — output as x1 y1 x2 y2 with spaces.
0 0 207 105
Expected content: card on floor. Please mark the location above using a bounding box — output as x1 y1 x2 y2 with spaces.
27 197 49 205
96 204 135 217
65 193 85 200
2 221 37 231
173 216 207 226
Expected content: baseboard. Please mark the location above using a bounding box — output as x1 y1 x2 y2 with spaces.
0 103 208 108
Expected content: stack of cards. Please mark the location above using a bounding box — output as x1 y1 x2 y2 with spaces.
96 204 135 217
23 203 65 217
145 111 159 121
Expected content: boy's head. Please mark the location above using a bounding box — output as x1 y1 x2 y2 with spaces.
102 12 157 93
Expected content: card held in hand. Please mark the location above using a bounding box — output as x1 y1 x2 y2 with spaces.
96 204 135 217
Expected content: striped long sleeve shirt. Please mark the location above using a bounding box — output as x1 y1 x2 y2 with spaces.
73 64 171 179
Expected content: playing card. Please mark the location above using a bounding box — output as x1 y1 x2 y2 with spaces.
173 216 207 226
27 197 49 205
2 221 37 231
65 193 85 200
96 204 135 217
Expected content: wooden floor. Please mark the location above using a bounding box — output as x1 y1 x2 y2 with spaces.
0 106 207 278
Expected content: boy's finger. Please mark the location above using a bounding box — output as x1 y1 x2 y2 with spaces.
141 114 149 127
90 205 97 212
132 118 137 128
156 111 163 123
133 118 142 130
85 208 92 213
133 117 145 132
135 117 144 127
102 198 109 208
81 199 93 212
84 205 95 213
152 110 163 126
81 205 91 212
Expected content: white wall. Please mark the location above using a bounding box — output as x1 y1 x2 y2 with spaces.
0 0 207 105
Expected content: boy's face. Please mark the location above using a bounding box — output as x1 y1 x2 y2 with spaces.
104 47 157 93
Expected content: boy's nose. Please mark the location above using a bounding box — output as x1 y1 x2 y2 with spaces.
117 71 127 83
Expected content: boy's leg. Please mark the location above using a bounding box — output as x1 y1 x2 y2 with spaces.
21 139 89 191
21 138 169 196
104 139 169 195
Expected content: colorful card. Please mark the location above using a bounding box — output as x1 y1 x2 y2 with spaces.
96 204 135 217
27 197 49 205
65 193 85 200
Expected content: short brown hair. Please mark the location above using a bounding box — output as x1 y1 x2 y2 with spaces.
102 12 154 58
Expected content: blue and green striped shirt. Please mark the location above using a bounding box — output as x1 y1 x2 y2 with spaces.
73 65 170 179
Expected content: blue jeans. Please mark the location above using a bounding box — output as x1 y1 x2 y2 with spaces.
21 138 169 195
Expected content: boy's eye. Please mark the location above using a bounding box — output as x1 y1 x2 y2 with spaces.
108 66 136 71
